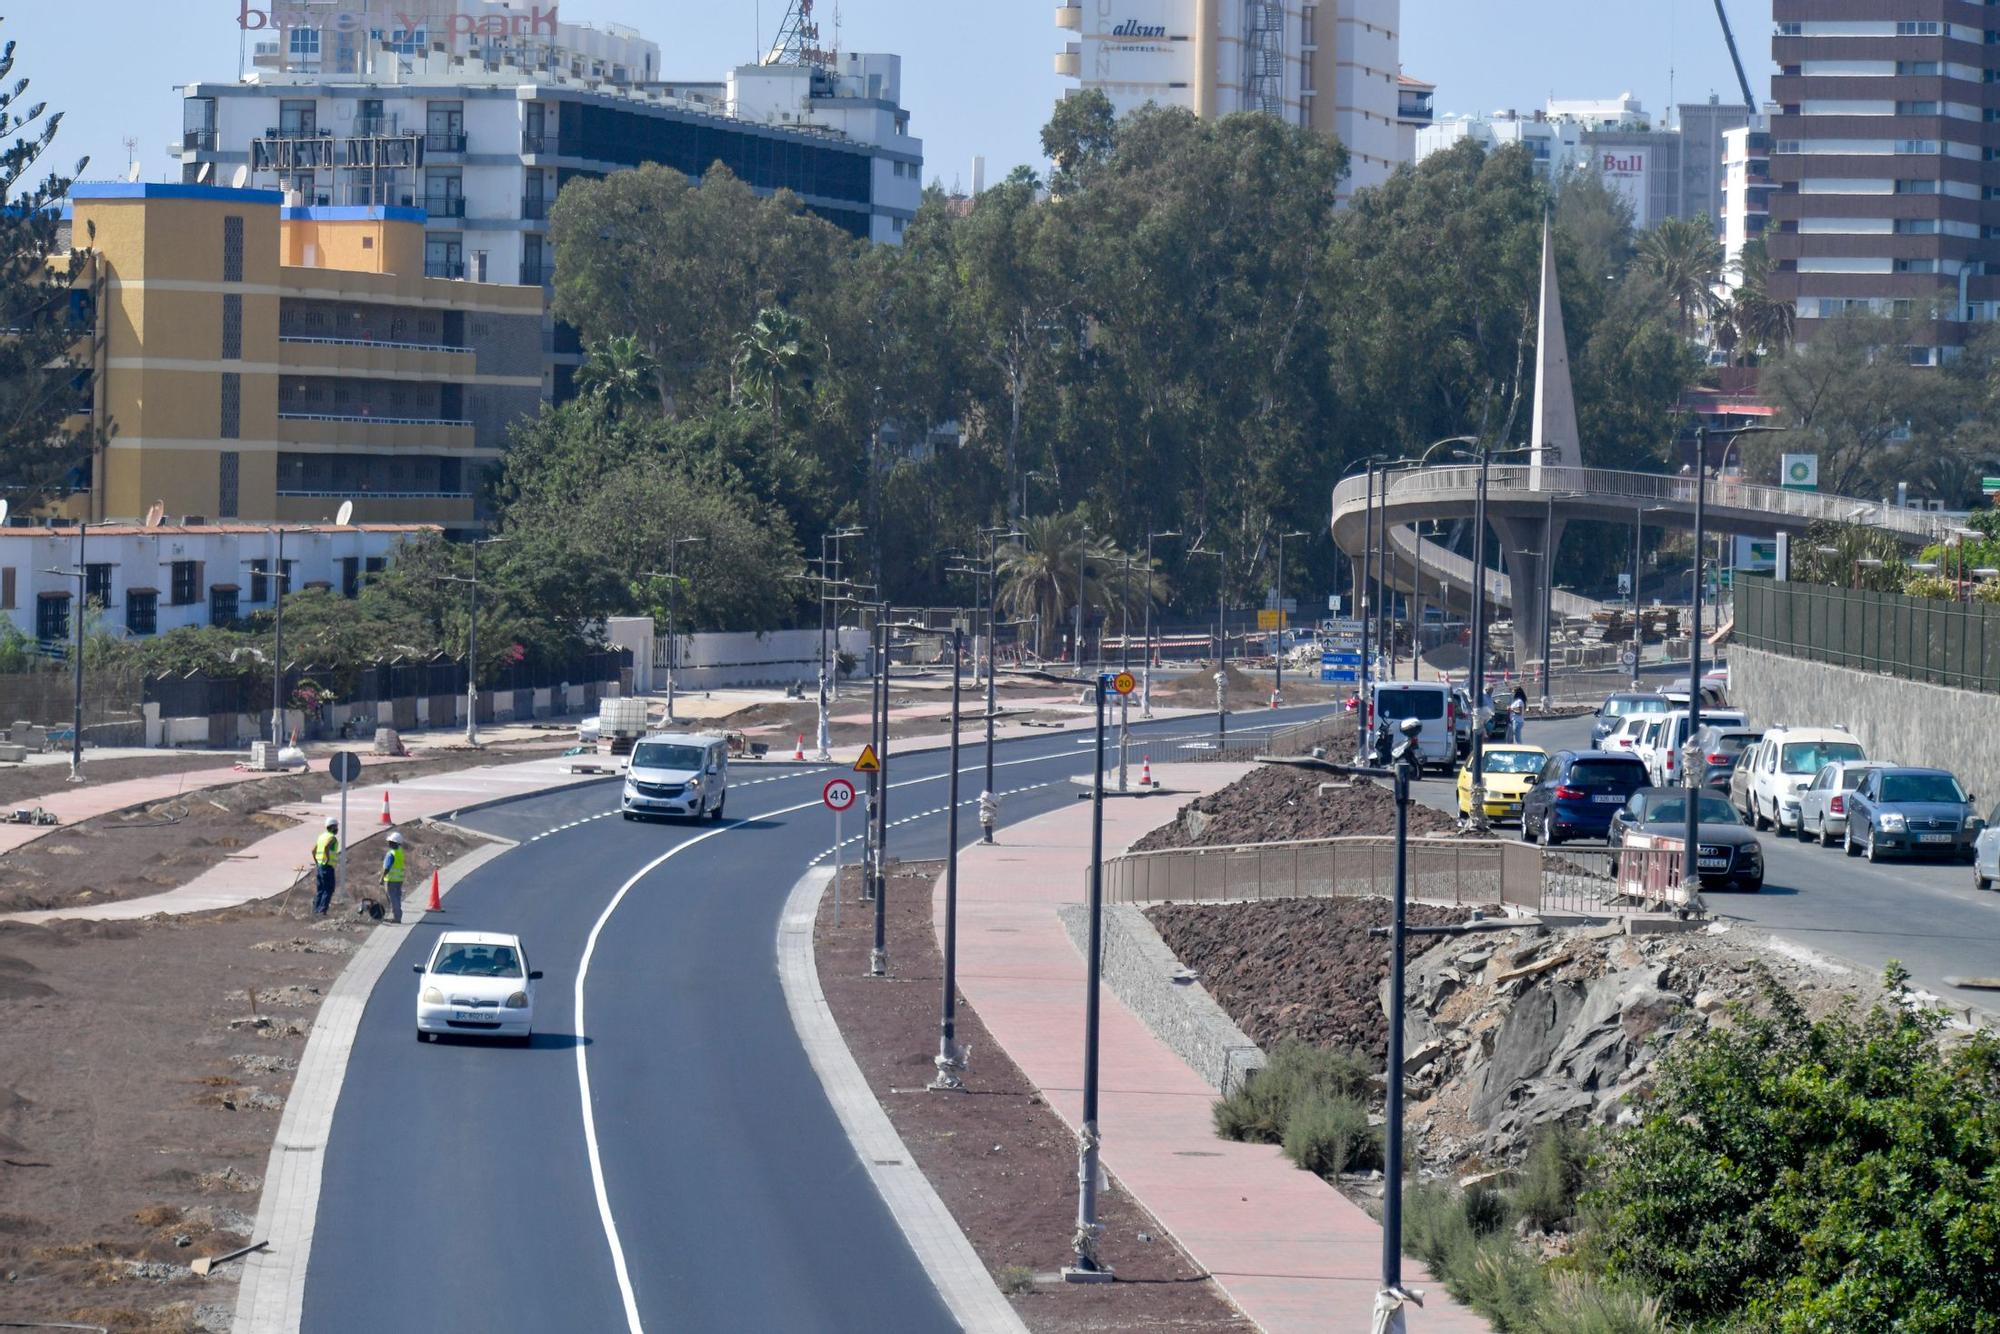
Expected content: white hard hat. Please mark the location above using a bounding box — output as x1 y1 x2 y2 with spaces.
387 831 403 845
325 816 338 829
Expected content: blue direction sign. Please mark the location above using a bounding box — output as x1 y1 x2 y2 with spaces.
1320 650 1361 684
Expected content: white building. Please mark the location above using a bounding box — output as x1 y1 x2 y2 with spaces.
1720 115 1775 287
1 523 432 645
1415 109 1587 182
1053 0 1408 197
180 3 922 398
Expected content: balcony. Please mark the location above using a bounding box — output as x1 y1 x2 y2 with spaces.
1054 42 1081 78
424 132 467 154
424 197 466 219
521 131 553 155
521 196 550 221
424 259 466 280
1055 2 1081 30
278 337 474 380
277 413 475 452
182 128 217 152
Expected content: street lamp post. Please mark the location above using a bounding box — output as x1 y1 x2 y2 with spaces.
1273 530 1307 706
1630 507 1644 687
1064 670 1113 1281
928 625 968 1091
1187 547 1225 737
437 536 507 747
40 522 90 781
1140 529 1179 717
1451 442 1532 833
661 536 706 724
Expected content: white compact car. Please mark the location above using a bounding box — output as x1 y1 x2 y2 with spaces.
1742 725 1868 834
414 931 540 1044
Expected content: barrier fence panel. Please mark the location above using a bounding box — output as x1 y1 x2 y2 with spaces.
1739 579 2000 695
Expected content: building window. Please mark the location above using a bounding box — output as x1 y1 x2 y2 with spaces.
249 559 269 604
425 234 464 279
223 215 244 283
364 556 385 579
84 563 112 609
170 560 200 607
1896 21 1941 36
1301 4 1316 46
1898 61 1941 76
219 451 239 519
220 373 241 439
287 26 320 61
1775 21 1802 37
1895 257 1940 272
1894 217 1939 233
221 293 243 360
125 591 157 636
1895 178 1939 193
425 100 464 152
0 568 13 611
341 556 360 597
36 594 68 644
278 99 316 137
1897 101 1940 116
376 23 429 56
209 586 238 626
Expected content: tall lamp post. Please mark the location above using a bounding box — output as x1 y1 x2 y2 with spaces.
659 536 706 723
1272 530 1307 705
1679 421 1784 907
1449 441 1531 832
1187 547 1224 737
1140 528 1179 717
437 535 507 747
40 520 89 781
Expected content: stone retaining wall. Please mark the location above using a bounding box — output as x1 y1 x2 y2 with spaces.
1058 902 1265 1096
1731 645 2000 806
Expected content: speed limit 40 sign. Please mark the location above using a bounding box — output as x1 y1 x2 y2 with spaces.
822 778 857 812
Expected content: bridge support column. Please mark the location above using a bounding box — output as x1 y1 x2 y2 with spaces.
1489 512 1567 697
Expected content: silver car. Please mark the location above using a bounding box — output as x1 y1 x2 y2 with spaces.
1973 802 2000 891
1794 760 1884 847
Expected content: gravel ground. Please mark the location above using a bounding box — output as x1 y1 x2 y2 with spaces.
1131 766 1461 852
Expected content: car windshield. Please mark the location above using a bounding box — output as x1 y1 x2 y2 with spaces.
1569 760 1646 793
1627 697 1672 715
1643 793 1738 825
1880 773 1965 804
1601 696 1643 717
1484 751 1544 774
1780 741 1865 775
430 943 523 978
632 742 706 771
1376 689 1444 720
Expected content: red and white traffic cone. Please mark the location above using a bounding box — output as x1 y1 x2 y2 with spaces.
426 868 442 913
1269 690 1280 709
792 733 806 761
1140 755 1154 788
379 790 393 825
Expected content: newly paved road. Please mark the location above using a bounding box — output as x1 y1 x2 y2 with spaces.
1431 712 2000 1015
300 704 1322 1333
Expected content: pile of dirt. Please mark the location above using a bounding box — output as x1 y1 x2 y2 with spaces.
1131 765 1461 852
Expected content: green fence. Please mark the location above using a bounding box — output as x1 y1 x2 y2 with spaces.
1736 579 2000 694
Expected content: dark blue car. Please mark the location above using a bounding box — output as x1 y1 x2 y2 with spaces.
1842 766 1984 863
1520 750 1651 846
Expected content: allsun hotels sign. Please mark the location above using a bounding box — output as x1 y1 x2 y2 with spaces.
236 3 559 41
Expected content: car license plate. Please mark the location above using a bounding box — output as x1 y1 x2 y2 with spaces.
1593 794 1624 804
1920 833 1953 844
1697 857 1729 871
453 1010 498 1024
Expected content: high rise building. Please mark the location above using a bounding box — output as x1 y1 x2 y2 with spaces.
180 2 923 397
1678 96 1754 226
1766 4 1999 361
1052 0 1410 196
1721 117 1775 286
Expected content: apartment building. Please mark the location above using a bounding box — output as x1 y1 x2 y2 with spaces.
1053 0 1411 196
61 182 543 529
1766 2 2000 359
1722 118 1776 285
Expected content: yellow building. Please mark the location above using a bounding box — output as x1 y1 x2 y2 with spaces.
62 183 544 530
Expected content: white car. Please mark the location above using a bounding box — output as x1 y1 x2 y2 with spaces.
1606 714 1651 753
1742 725 1868 834
414 931 540 1044
1645 708 1749 787
1630 716 1670 775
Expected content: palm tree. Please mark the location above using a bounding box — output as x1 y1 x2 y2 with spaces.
994 511 1161 659
732 306 818 427
575 334 658 417
1637 215 1724 334
1728 238 1796 359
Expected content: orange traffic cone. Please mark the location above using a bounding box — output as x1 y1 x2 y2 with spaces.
1140 755 1154 788
792 733 806 761
426 868 442 913
1270 690 1280 709
379 790 393 825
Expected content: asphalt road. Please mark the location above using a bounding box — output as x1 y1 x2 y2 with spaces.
1420 711 2000 1016
300 703 1324 1333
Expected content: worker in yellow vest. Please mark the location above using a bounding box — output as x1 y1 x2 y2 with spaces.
311 816 339 916
380 830 408 924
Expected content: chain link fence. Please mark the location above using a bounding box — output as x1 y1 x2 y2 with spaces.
1737 579 2000 695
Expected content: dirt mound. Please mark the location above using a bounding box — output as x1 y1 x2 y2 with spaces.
1132 765 1461 851
1147 897 1472 1061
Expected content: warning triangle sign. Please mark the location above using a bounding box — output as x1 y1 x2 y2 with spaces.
852 744 881 774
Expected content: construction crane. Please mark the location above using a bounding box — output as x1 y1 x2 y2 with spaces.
1711 0 1757 109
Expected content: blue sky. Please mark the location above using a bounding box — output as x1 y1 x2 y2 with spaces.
10 1 1775 193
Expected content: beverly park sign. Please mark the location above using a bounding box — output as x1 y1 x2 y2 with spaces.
236 2 559 41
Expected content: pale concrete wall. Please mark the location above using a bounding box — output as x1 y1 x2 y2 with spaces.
667 627 874 691
1731 645 2000 805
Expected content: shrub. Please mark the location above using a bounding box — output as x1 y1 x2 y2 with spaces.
1537 1272 1670 1334
995 1264 1036 1296
1903 572 1956 600
1213 1040 1372 1146
1591 964 2000 1330
1279 1091 1378 1177
1513 1122 1594 1233
1974 578 2000 606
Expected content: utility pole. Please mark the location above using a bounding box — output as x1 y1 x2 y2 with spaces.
1630 507 1644 689
1064 671 1113 1283
658 535 706 723
1273 530 1306 706
41 523 89 780
928 626 968 1091
437 536 506 746
1140 528 1179 717
1451 440 1531 833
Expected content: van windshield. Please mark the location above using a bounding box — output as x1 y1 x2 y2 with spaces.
1780 741 1865 775
1376 688 1444 721
632 743 707 772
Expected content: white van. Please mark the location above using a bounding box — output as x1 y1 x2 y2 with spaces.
621 732 730 822
1368 682 1459 772
1646 708 1750 787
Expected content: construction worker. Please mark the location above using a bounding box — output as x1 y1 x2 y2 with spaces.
311 816 340 916
380 830 408 924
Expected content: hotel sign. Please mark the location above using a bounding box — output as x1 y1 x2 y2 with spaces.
235 2 559 40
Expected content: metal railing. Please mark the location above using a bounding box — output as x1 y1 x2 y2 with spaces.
1737 578 2000 694
277 412 468 427
1133 711 1355 764
424 132 468 153
279 335 465 355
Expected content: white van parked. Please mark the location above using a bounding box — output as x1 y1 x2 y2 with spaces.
622 732 731 822
1368 682 1459 773
1742 725 1867 834
1646 708 1750 787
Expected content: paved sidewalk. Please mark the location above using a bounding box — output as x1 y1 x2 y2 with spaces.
940 762 1488 1334
1 755 613 924
0 764 265 857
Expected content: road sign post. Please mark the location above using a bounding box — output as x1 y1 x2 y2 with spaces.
823 777 856 928
328 751 363 909
1111 671 1136 792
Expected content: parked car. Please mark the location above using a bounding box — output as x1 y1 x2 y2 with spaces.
1794 760 1886 847
1607 786 1764 892
1520 750 1651 846
1844 766 1983 863
414 930 542 1044
1729 736 1766 822
1605 714 1651 753
1644 708 1750 787
1591 692 1673 748
1630 716 1671 782
1970 803 2000 890
1457 744 1548 824
1742 725 1868 834
1692 725 1760 792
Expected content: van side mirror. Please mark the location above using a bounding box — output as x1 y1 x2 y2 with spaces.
529 970 544 980
411 963 423 974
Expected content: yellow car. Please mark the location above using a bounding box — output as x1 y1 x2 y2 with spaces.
1456 744 1549 823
